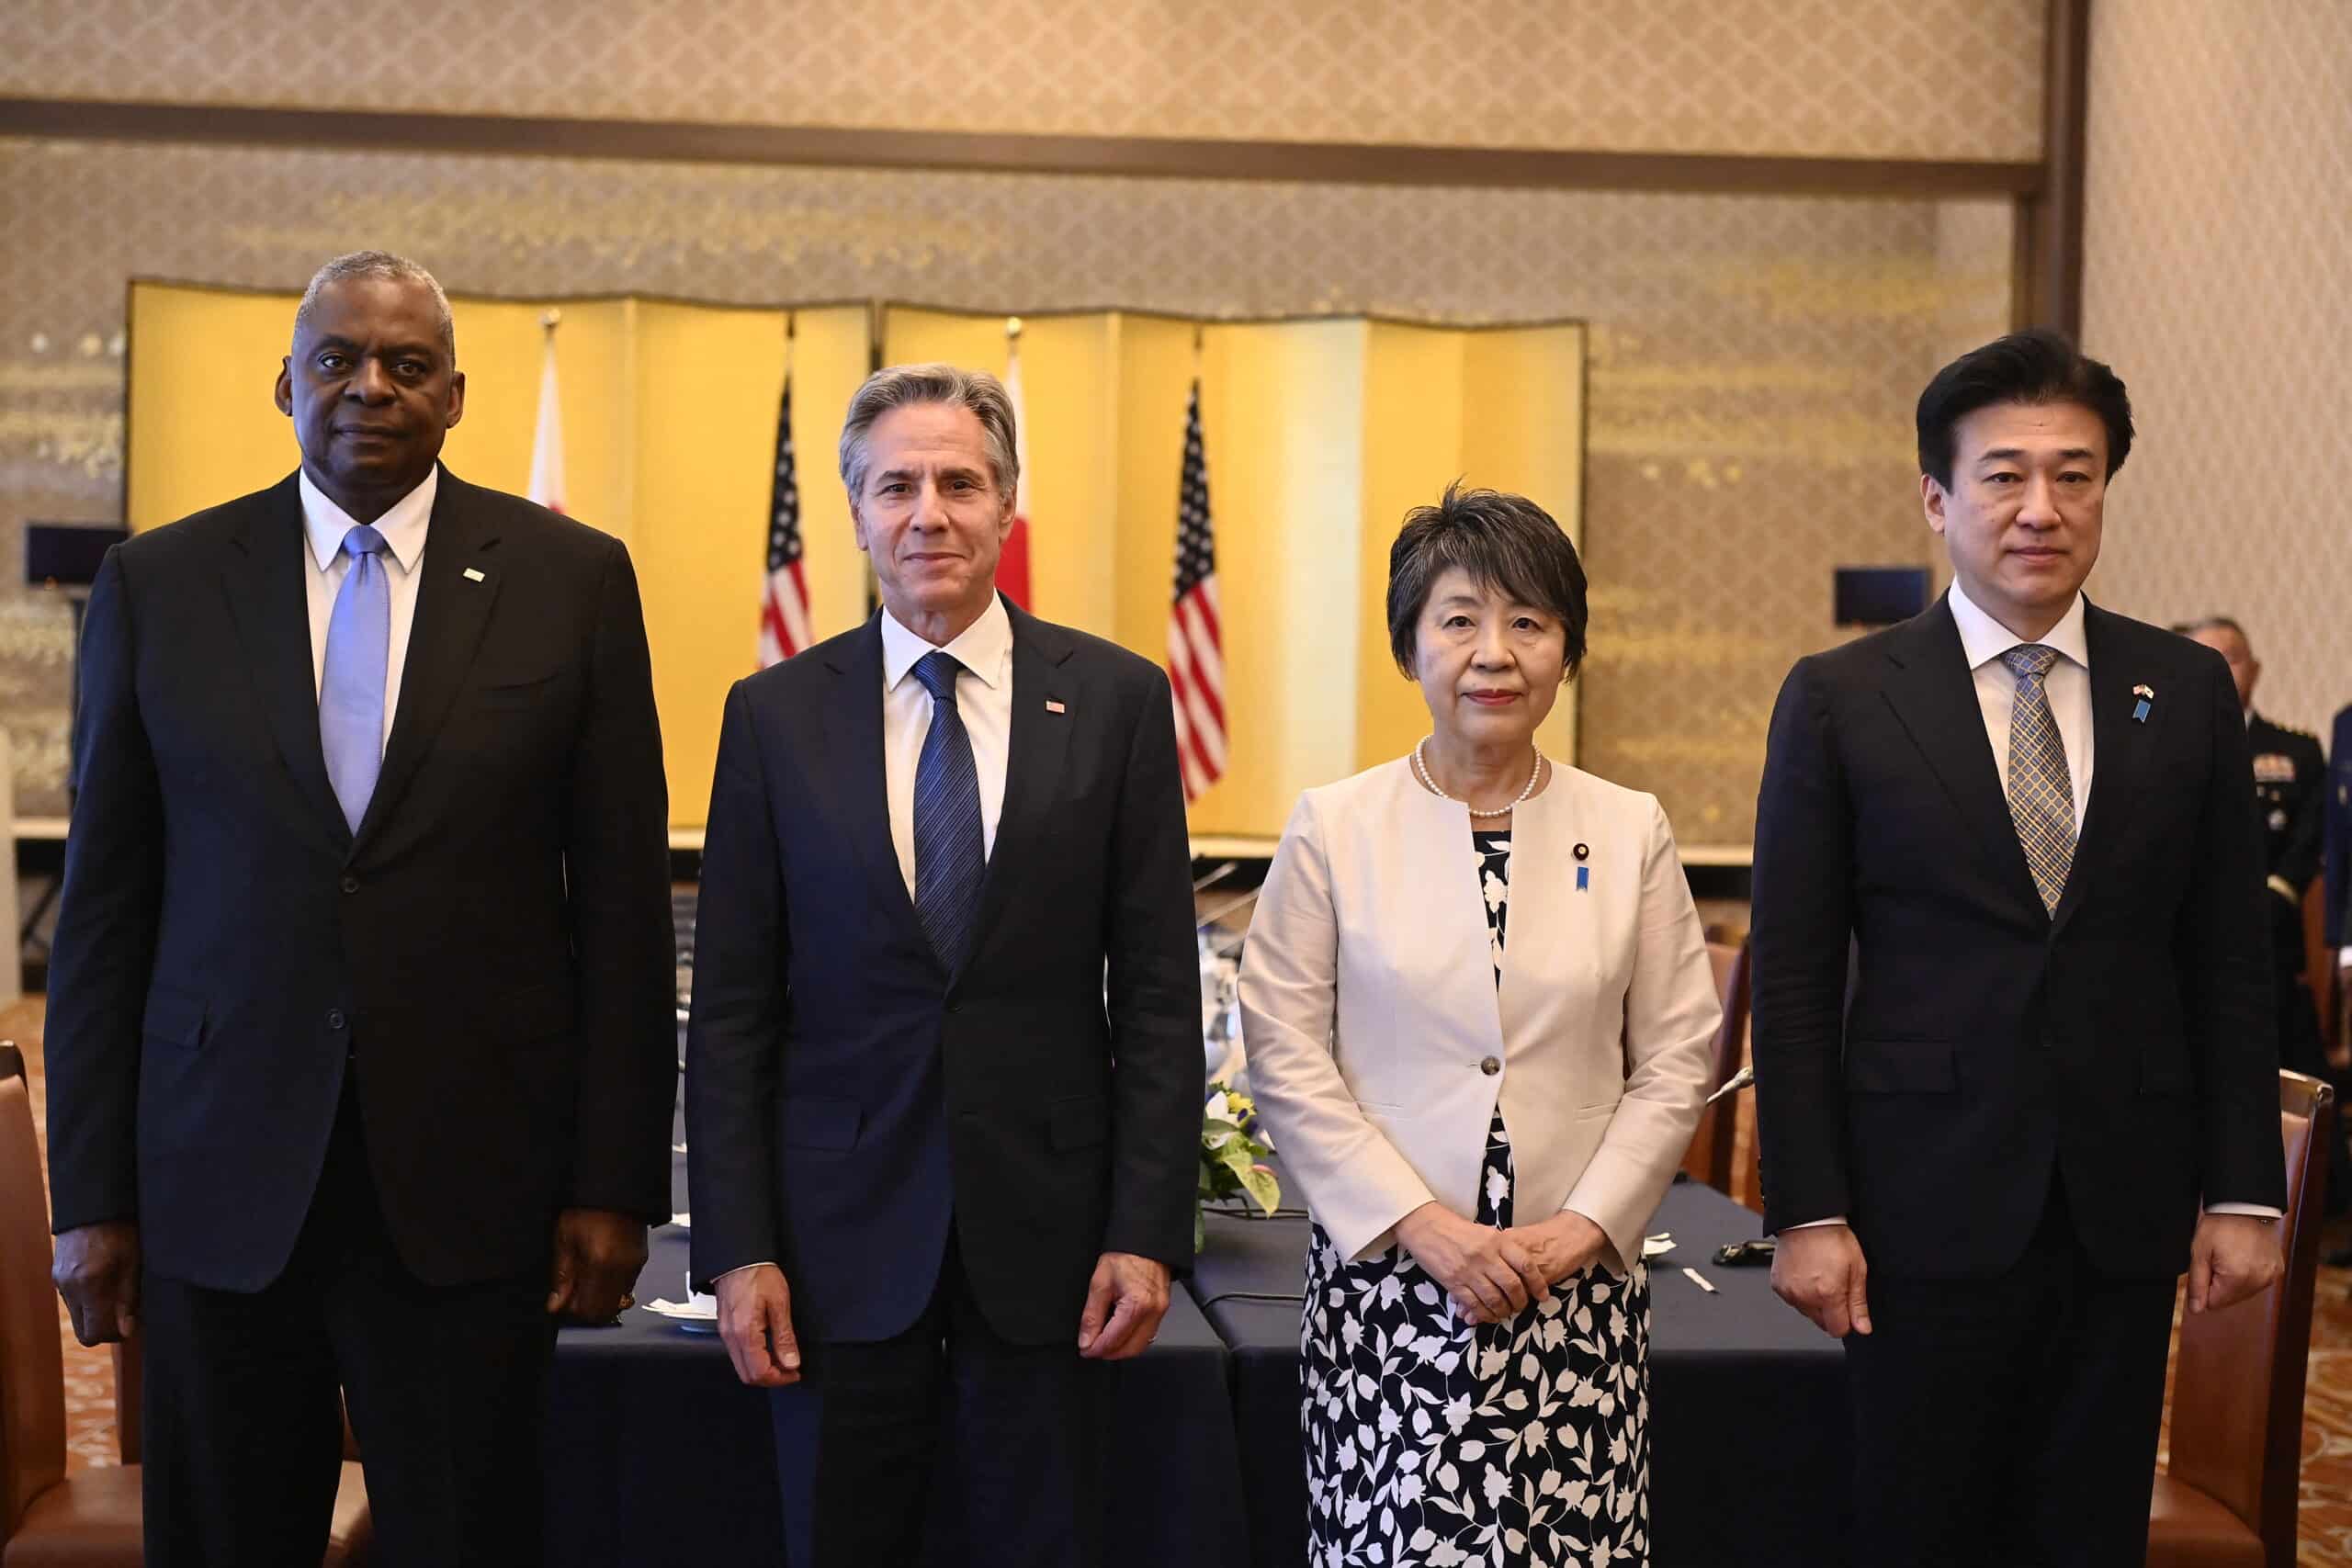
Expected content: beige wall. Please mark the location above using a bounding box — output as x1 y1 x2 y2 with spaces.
2 0 2042 160
2079 0 2352 738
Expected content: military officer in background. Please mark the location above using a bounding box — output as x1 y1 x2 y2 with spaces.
2328 700 2352 1054
2178 617 2342 1213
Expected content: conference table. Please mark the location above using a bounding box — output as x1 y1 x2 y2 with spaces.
1189 1176 1854 1568
544 1116 1250 1567
545 1105 1847 1565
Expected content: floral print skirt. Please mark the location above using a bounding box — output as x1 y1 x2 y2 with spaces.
1300 1112 1652 1566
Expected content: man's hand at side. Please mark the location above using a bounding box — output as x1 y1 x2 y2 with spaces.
2188 1213 2283 1314
53 1221 140 1346
1078 1252 1170 1359
545 1208 648 1322
716 1264 802 1387
1771 1222 1872 1338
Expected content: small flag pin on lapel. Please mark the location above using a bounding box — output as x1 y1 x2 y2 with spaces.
463 568 486 582
1045 699 1066 715
2132 682 2154 724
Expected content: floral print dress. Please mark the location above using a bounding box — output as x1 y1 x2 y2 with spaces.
1300 829 1652 1566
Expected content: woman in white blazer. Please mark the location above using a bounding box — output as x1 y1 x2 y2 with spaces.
1239 485 1719 1568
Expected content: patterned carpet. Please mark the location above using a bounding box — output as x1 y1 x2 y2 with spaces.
10 998 2352 1558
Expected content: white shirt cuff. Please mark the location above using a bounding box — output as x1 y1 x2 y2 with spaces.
1781 1217 1848 1230
2204 1203 2283 1221
715 1261 778 1282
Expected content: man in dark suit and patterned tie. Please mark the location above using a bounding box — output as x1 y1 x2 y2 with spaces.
1750 330 2285 1566
43 252 677 1566
685 364 1200 1567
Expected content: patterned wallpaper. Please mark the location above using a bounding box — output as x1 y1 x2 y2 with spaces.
0 0 2043 162
0 135 2012 835
2079 0 2352 739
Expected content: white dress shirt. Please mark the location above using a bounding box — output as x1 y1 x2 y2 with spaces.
878 595 1014 897
300 466 435 752
1793 582 2276 1228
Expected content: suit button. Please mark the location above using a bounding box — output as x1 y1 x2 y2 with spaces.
340 874 360 895
1480 1056 1500 1076
327 1010 346 1031
946 1001 962 1015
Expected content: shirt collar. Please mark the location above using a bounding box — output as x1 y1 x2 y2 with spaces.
1947 577 2089 674
880 592 1012 693
299 465 436 575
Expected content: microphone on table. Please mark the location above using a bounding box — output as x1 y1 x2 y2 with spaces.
1705 1064 1754 1107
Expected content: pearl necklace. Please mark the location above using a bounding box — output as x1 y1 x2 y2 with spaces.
1412 738 1544 818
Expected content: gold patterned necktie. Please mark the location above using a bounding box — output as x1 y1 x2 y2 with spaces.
2001 643 2076 916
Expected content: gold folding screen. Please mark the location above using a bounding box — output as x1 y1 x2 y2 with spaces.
126 285 1584 838
882 308 1584 840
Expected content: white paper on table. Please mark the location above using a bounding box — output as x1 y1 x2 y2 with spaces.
640 1297 718 1322
668 1212 691 1229
1641 1233 1676 1259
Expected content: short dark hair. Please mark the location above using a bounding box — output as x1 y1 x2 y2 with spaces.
1916 328 2133 491
1386 482 1589 679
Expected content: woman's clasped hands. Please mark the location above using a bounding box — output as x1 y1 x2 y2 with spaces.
1393 1201 1611 1326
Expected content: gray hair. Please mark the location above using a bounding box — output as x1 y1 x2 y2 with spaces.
292 251 457 365
2173 615 2250 649
838 363 1018 505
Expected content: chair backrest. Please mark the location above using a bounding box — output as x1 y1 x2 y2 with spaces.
2166 1069 2335 1567
0 1043 67 1542
1679 942 1751 1189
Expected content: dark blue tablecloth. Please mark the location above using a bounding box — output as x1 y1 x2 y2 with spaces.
544 1130 1248 1566
1189 1179 1853 1568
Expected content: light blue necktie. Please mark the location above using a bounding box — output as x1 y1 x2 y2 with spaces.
320 525 391 833
910 650 985 974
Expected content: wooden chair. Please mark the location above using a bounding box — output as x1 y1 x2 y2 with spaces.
0 1043 372 1566
1679 940 1751 1190
2146 1069 2335 1568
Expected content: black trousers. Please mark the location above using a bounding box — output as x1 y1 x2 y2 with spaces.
1846 1172 2176 1568
141 1076 555 1568
796 1229 1111 1568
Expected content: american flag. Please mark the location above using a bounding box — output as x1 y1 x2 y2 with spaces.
757 375 811 667
1167 378 1227 800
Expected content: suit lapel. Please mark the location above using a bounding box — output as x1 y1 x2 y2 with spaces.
351 470 502 855
2052 604 2151 934
1879 598 2045 916
220 474 349 855
821 615 935 963
969 601 1074 968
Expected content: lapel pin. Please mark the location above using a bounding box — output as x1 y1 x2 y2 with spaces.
1573 842 1590 892
1045 699 1066 715
463 567 486 582
2131 683 2154 724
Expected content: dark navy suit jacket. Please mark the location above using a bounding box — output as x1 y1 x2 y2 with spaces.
43 468 678 1291
684 600 1200 1347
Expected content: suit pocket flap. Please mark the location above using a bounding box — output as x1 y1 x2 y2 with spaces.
141 987 206 1048
499 982 578 1041
783 1096 861 1152
1047 1093 1110 1152
1846 1041 1957 1094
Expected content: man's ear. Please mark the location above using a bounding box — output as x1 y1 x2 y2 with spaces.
276 358 294 416
445 368 466 430
1920 472 1949 536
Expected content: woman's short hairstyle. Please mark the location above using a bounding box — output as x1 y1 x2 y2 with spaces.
1385 482 1589 679
1916 328 2133 491
838 363 1019 503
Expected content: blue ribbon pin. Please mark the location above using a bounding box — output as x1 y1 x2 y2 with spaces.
2132 682 2154 724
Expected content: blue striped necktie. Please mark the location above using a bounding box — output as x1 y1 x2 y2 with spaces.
319 525 391 833
911 649 985 972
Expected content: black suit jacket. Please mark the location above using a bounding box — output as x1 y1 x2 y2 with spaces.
1749 596 2282 1280
684 601 1200 1347
2329 705 2352 948
43 468 677 1292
